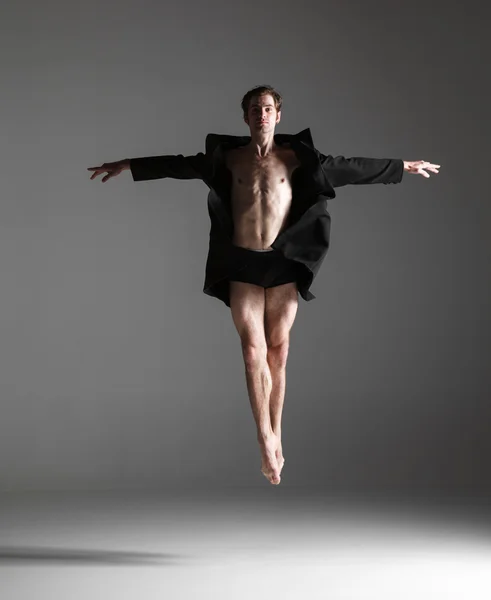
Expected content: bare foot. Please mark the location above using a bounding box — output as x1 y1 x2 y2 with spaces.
258 433 281 485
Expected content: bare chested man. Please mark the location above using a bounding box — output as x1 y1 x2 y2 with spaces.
88 87 440 486
225 92 300 486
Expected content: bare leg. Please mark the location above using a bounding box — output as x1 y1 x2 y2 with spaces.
267 342 289 472
242 343 281 485
229 281 281 485
264 281 298 476
242 342 273 438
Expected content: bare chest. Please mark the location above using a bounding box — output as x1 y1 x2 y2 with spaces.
224 144 301 248
225 145 300 203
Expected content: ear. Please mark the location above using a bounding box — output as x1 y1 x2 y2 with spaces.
276 110 281 124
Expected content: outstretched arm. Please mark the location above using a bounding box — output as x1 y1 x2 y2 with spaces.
319 153 404 187
319 154 440 188
128 152 211 182
87 153 211 183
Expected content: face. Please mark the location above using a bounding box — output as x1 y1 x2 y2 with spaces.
244 93 281 133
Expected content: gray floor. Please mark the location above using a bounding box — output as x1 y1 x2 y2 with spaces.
1 488 491 599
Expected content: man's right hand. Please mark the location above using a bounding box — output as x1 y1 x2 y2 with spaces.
87 159 129 182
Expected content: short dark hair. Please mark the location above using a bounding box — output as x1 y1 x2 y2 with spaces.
241 85 283 119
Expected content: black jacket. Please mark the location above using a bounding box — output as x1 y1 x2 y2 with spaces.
129 128 404 307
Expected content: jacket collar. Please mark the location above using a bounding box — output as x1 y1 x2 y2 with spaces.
205 127 315 156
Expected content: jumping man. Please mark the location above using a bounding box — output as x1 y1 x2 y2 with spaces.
88 85 440 485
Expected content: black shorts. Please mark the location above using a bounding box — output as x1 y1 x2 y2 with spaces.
228 245 300 289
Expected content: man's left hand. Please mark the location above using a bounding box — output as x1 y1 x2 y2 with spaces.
403 160 440 178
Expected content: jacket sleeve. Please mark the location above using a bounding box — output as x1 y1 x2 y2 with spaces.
319 153 404 188
129 152 211 182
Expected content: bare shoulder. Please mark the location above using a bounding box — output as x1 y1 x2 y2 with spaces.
278 142 295 157
279 143 300 168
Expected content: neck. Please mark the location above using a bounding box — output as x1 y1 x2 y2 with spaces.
247 131 276 158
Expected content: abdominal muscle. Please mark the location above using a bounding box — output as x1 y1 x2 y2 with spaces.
226 146 299 251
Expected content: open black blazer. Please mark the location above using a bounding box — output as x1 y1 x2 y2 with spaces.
129 128 404 307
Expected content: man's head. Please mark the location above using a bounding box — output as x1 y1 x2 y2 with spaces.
241 85 282 135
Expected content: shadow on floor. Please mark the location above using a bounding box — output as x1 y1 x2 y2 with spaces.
0 546 190 565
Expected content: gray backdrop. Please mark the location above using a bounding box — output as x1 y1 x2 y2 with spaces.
1 0 489 493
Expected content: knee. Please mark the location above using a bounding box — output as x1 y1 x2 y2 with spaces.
267 339 290 370
241 339 268 371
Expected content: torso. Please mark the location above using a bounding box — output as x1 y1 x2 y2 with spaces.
225 143 300 250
